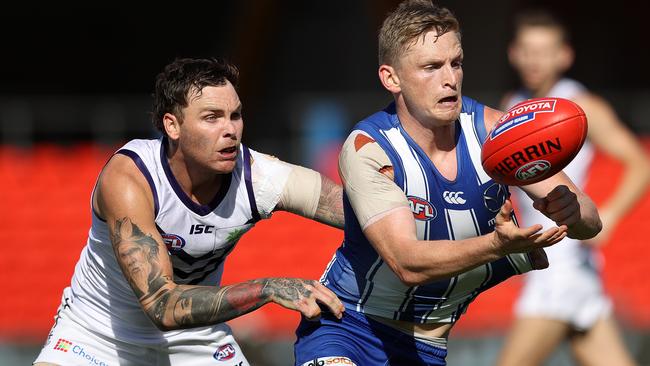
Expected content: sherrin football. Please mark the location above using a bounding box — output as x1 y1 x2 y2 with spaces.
481 97 588 186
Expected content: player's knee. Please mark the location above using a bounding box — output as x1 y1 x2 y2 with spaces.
299 356 357 366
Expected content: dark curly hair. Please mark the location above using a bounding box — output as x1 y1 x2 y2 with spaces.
151 57 240 135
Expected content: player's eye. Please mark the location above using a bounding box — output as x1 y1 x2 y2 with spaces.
424 63 442 70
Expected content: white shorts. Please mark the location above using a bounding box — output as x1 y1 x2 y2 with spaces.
515 263 612 331
34 290 250 366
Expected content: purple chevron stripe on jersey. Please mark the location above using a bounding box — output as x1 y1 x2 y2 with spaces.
159 138 232 216
242 146 261 222
117 149 160 216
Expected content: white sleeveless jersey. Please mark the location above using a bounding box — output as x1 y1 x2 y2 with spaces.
506 79 596 269
68 138 291 344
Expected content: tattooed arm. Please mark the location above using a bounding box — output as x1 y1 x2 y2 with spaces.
314 175 344 228
95 154 344 331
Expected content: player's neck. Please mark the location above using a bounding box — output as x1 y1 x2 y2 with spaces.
166 143 227 205
398 109 456 154
398 110 458 180
530 77 561 98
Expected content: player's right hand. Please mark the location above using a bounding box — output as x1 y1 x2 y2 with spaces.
491 199 567 256
265 278 345 321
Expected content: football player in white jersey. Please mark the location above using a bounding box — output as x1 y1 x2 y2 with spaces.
293 1 602 365
34 58 345 366
496 9 650 366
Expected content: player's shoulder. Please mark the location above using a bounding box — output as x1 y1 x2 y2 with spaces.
247 145 292 172
340 130 391 172
99 152 151 195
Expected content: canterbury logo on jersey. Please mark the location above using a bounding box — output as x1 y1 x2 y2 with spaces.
443 191 466 204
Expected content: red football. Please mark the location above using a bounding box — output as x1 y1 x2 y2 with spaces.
481 97 588 186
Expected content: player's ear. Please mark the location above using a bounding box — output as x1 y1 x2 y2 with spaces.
379 64 401 94
558 44 574 72
163 113 181 140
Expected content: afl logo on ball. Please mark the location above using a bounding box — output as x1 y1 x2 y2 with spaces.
161 233 186 252
516 160 552 182
407 196 437 221
214 343 236 361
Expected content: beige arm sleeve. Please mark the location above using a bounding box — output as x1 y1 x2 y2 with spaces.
339 131 409 229
278 164 322 219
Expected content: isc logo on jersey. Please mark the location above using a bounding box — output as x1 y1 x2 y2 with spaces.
162 233 186 252
490 99 556 139
407 196 437 221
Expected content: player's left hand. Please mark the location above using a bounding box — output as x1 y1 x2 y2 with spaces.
532 185 580 227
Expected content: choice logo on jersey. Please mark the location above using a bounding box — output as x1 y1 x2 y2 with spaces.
213 343 236 361
54 338 72 352
162 233 186 252
407 196 437 221
490 99 557 139
53 338 110 365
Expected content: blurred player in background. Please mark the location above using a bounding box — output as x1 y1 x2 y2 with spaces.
293 1 602 365
496 9 650 366
34 57 345 366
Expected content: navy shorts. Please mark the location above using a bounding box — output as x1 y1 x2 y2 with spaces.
294 309 447 366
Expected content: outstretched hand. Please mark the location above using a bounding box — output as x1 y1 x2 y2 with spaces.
264 278 345 321
491 199 567 258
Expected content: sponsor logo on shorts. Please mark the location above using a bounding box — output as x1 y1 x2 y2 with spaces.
490 99 556 139
54 338 72 352
214 343 236 361
54 338 111 365
162 233 186 251
301 356 357 366
407 196 437 221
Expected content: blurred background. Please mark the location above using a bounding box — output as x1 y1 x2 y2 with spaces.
1 1 649 365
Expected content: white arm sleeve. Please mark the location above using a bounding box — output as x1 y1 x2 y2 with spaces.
249 148 293 218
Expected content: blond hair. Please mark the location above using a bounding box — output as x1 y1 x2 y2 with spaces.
378 0 460 65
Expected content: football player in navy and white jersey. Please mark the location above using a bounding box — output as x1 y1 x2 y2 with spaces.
34 58 345 366
496 9 650 366
293 1 602 365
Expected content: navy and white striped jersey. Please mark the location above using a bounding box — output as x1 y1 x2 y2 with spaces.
68 137 290 343
322 97 534 324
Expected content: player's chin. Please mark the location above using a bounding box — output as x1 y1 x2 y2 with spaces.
433 106 461 123
212 160 237 174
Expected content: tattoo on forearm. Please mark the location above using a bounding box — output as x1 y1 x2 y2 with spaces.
111 217 318 330
316 177 344 228
111 217 172 319
262 278 314 302
171 282 266 327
